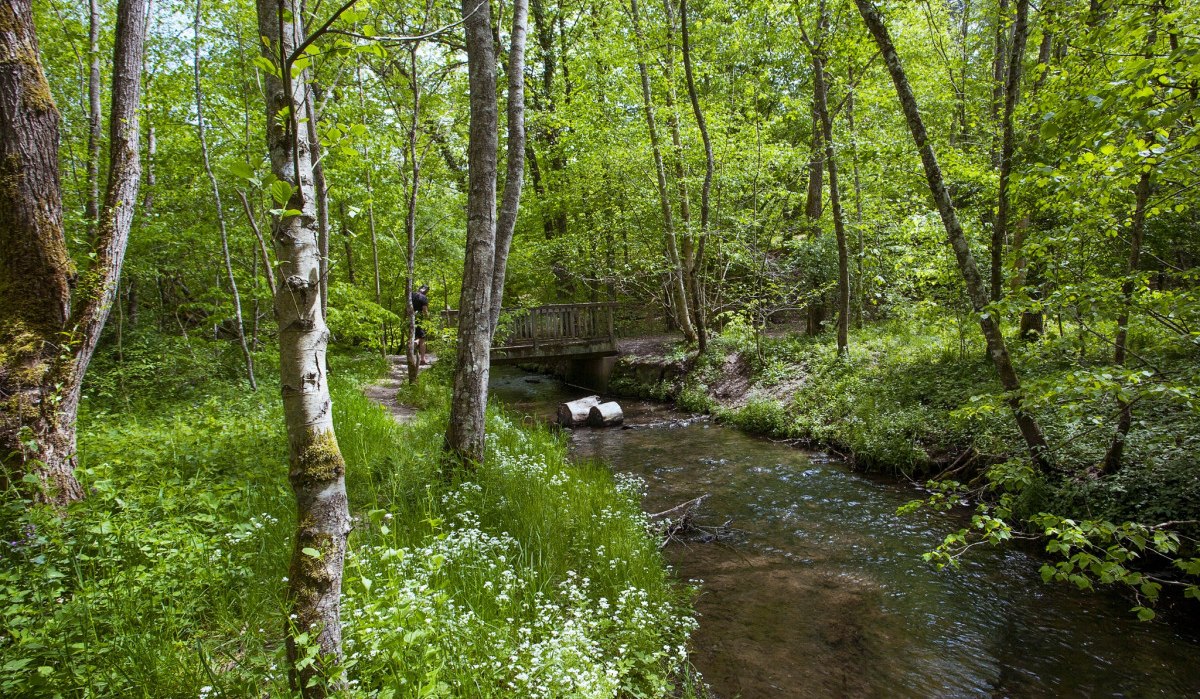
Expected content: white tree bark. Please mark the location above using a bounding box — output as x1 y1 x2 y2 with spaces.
255 0 350 692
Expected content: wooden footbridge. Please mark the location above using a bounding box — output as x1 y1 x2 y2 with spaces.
444 302 620 365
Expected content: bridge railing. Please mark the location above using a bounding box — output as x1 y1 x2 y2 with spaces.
442 302 618 356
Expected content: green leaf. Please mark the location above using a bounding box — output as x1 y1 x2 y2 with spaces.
228 161 256 181
269 180 294 206
301 547 322 559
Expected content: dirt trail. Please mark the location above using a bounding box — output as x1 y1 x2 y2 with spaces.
362 355 435 423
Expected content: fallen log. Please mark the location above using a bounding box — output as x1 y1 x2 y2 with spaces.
587 401 624 427
557 395 601 427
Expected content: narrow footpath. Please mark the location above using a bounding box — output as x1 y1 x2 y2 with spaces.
361 355 435 423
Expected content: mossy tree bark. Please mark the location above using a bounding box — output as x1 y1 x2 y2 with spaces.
0 0 146 508
445 0 499 466
255 0 350 692
854 0 1054 475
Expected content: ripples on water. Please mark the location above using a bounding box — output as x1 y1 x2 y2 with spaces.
489 368 1200 698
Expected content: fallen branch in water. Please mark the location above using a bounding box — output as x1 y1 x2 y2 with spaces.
649 495 709 520
648 495 740 548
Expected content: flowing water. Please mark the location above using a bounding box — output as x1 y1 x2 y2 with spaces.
489 367 1200 698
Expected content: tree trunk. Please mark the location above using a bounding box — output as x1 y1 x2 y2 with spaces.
854 0 1054 474
587 401 625 427
195 0 256 391
445 0 499 467
0 0 81 504
305 87 331 316
663 0 707 351
338 201 356 284
1101 171 1152 474
404 44 422 384
255 0 350 692
489 0 529 334
356 67 382 307
86 0 102 234
847 65 866 327
804 104 824 231
557 395 601 427
680 0 711 353
990 0 1010 162
629 0 697 343
238 189 278 295
808 31 850 355
992 0 1029 302
143 121 156 212
0 0 147 507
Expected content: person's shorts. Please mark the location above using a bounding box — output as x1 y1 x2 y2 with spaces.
415 325 426 339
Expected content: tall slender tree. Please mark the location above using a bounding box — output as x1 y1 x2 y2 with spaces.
489 0 529 334
854 0 1053 473
628 0 697 342
445 0 500 466
194 0 256 391
680 0 712 353
801 1 850 355
254 0 351 691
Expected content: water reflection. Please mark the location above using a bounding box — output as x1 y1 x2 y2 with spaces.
489 367 1200 698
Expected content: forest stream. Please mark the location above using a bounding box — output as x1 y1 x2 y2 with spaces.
488 366 1200 699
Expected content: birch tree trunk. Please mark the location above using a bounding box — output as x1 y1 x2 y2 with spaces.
255 0 350 691
0 0 146 507
445 0 499 466
854 0 1054 474
194 0 256 391
305 88 331 316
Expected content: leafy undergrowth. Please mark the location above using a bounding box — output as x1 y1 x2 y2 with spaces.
0 340 699 697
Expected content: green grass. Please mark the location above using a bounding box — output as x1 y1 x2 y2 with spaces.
0 339 699 698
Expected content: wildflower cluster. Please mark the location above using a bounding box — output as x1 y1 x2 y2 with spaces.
340 419 698 697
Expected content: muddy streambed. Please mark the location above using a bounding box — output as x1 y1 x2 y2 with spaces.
488 367 1200 698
